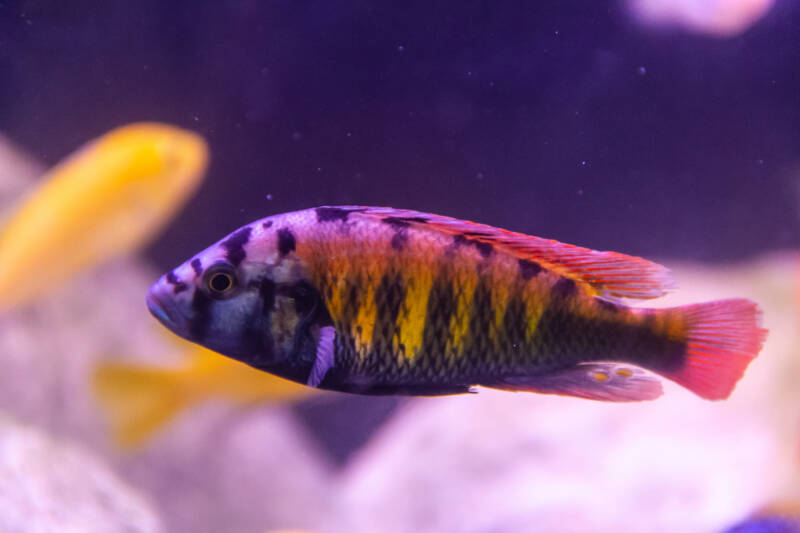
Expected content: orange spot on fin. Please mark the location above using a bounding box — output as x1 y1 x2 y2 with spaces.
337 206 675 300
655 298 767 400
489 363 662 402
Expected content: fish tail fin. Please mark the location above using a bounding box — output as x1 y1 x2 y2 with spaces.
91 360 192 449
650 298 767 400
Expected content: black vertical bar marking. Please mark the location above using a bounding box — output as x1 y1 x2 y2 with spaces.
190 258 203 276
369 270 406 369
277 228 296 256
552 277 577 298
222 226 252 266
166 271 188 294
463 278 493 365
259 278 276 315
501 289 528 363
419 273 457 373
451 233 492 258
518 259 542 280
189 290 213 341
474 241 493 259
390 227 408 251
316 207 362 222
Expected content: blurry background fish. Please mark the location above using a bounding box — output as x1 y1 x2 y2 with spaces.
93 338 317 449
626 0 775 36
0 121 314 449
0 122 208 311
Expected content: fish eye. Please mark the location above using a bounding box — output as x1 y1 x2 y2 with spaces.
203 263 238 298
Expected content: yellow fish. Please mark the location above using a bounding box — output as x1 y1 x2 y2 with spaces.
0 122 208 311
93 341 315 449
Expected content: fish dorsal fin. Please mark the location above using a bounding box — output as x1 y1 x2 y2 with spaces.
341 206 675 300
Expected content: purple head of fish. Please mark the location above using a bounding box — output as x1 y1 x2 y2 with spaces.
145 236 286 367
146 276 191 338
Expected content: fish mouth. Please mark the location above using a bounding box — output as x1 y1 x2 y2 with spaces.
146 289 187 334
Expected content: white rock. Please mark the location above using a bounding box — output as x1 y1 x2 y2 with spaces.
0 414 162 533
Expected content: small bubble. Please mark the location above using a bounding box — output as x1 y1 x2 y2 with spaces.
193 115 200 122
638 66 647 75
554 29 559 35
467 71 473 76
346 132 352 137
581 160 587 166
266 193 273 200
476 172 484 180
397 45 404 52
577 189 584 195
317 167 322 172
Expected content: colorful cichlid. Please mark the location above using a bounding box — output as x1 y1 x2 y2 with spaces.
147 206 767 401
0 123 208 312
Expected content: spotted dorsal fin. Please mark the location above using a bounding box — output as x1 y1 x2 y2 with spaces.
337 206 675 300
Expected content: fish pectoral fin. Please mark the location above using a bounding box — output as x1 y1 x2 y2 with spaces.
307 326 336 387
489 363 663 402
347 206 674 300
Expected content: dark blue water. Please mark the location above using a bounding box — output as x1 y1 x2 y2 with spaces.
1 1 798 269
1 0 797 492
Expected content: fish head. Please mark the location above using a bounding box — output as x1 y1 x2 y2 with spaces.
146 218 326 373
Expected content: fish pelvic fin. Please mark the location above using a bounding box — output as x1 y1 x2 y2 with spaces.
653 298 767 400
92 359 192 449
490 363 664 402
338 206 675 300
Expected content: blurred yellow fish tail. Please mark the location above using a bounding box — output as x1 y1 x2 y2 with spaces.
0 122 208 311
92 360 191 449
93 345 316 449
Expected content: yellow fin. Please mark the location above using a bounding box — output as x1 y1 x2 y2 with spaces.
92 360 191 449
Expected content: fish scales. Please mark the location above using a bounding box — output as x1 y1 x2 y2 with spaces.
147 206 767 401
296 212 645 383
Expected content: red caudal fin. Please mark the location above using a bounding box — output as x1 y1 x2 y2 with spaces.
659 298 767 400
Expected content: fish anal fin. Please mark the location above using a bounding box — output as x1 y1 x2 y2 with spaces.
343 206 675 300
488 363 663 402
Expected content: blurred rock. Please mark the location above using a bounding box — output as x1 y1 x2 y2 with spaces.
0 414 162 533
0 136 334 533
